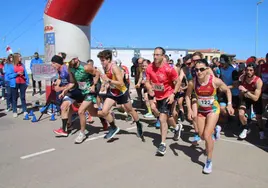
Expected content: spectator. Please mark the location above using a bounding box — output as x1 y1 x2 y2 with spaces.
11 53 29 118
0 58 5 100
3 54 14 112
30 52 43 95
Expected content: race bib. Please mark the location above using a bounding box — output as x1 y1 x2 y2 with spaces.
197 97 214 107
153 84 164 91
77 82 88 90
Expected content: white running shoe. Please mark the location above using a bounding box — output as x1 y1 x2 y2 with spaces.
239 129 249 139
75 132 86 144
13 113 18 118
203 160 213 174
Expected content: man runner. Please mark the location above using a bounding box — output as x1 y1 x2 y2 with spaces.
145 47 182 156
97 50 144 141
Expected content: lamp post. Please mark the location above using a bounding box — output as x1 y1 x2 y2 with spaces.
256 0 264 57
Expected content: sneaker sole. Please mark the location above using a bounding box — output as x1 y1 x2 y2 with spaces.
53 131 68 137
75 136 86 144
156 150 166 156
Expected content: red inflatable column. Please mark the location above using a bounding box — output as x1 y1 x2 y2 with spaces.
44 0 104 62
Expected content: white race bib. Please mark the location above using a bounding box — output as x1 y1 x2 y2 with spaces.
77 82 87 90
153 84 164 91
197 96 214 107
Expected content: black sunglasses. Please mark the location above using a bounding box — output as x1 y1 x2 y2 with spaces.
195 67 207 72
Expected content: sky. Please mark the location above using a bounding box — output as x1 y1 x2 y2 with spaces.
0 0 267 59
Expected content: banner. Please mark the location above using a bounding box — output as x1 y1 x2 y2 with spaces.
32 64 57 81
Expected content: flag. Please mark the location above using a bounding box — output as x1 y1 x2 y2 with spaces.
6 46 13 54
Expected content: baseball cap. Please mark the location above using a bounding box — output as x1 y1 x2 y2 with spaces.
51 55 63 65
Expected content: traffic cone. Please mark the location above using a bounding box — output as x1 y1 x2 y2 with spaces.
50 113 56 121
23 113 30 120
31 115 37 123
29 110 34 116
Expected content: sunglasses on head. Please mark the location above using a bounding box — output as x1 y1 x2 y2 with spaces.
195 67 207 72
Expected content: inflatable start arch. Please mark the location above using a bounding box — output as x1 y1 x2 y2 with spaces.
44 0 104 62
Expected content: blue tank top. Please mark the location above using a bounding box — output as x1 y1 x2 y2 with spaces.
58 65 69 86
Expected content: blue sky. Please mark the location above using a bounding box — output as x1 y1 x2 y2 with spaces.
0 0 267 59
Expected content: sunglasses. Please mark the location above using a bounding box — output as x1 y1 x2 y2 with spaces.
192 59 200 63
195 67 207 72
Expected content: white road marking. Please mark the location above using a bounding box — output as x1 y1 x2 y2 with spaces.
20 148 56 159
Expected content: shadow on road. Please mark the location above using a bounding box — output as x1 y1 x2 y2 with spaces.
169 143 205 168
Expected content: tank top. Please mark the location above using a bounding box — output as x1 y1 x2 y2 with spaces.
241 75 260 92
194 74 218 113
58 64 69 86
106 63 127 96
70 62 94 95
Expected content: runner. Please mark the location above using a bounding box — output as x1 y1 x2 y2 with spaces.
59 55 107 143
185 59 234 174
135 59 154 118
97 50 144 141
145 47 182 156
238 63 265 140
52 55 84 137
180 53 201 143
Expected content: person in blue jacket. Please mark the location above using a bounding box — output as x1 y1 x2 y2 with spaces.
30 52 43 95
6 53 29 117
3 54 14 112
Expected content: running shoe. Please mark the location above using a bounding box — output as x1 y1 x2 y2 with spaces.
239 128 249 139
155 118 160 128
144 113 154 118
75 131 86 144
157 143 166 156
54 128 68 137
104 126 120 139
192 134 201 143
203 160 213 174
173 123 183 141
215 125 222 140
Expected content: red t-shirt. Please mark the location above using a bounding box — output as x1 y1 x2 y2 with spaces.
14 63 26 84
0 64 4 76
146 62 178 100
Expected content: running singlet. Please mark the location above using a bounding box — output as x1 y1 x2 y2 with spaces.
146 63 178 100
241 75 260 92
194 74 219 115
58 64 69 86
106 63 127 96
70 62 94 95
